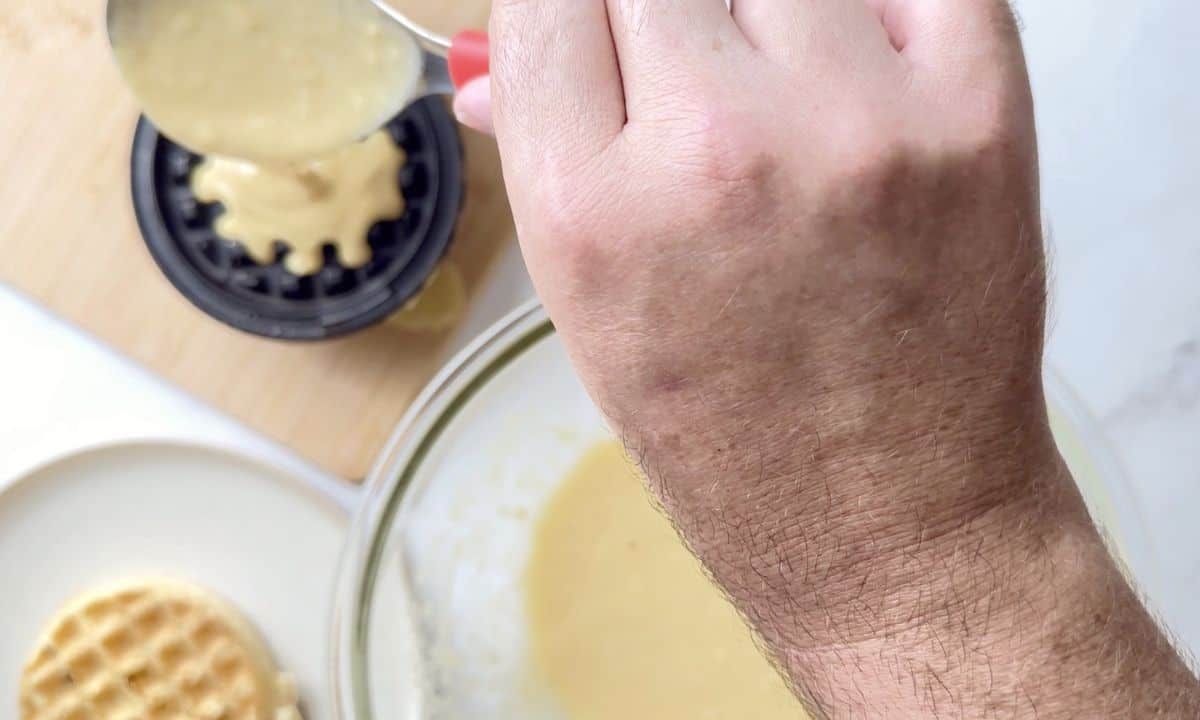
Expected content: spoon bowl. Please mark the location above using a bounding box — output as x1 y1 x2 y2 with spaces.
105 0 483 161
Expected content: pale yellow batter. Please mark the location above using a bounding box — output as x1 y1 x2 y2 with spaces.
192 131 406 276
110 0 421 163
526 443 812 720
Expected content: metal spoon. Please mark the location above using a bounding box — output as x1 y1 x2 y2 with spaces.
105 0 489 138
365 0 491 92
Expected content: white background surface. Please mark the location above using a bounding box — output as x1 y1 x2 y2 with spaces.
1025 0 1200 654
1 0 1198 672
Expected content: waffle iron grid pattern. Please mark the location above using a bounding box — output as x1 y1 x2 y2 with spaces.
131 97 465 341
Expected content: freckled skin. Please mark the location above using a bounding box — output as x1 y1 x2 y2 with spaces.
480 0 1200 717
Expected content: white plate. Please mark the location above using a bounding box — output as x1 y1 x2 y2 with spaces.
0 441 349 720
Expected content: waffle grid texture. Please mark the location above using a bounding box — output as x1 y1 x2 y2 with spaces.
20 580 300 720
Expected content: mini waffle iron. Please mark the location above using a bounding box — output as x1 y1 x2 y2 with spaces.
130 97 464 341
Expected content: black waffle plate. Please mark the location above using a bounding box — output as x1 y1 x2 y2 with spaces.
131 97 464 341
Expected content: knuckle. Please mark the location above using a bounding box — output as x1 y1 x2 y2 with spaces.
530 154 595 231
956 89 1012 145
527 162 614 276
947 88 1036 178
677 112 756 183
533 175 583 237
664 106 779 220
816 117 923 231
820 107 904 197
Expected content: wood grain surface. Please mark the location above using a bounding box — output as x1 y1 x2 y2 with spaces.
0 0 515 479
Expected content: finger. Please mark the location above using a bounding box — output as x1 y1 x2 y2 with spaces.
605 0 747 114
866 0 1026 88
734 0 894 67
453 76 494 135
490 0 625 166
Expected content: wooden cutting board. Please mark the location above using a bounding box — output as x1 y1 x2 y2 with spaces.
0 0 514 479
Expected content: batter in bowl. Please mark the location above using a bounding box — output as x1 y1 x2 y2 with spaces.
526 442 811 720
110 0 421 163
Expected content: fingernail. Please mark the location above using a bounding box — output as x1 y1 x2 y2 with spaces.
453 76 494 136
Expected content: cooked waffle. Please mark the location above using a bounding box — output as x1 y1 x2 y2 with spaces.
20 579 300 720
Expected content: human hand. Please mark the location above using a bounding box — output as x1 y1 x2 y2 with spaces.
481 0 1046 560
477 0 1045 481
470 0 1200 717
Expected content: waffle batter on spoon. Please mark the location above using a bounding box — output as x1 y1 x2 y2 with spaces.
112 0 431 282
110 0 420 163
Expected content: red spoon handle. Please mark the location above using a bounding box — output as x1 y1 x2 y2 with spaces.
448 30 490 90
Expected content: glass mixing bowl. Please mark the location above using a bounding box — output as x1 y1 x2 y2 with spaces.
332 301 1155 720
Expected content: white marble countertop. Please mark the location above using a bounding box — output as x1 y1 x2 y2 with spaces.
1 0 1197 666
1027 0 1200 653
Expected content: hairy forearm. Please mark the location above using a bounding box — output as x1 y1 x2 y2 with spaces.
628 377 1200 719
778 471 1200 719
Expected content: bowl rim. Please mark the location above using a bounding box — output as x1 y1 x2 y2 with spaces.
330 298 1157 720
331 299 549 720
1042 365 1159 589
